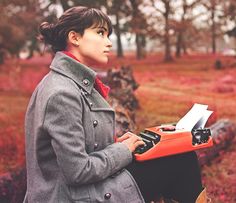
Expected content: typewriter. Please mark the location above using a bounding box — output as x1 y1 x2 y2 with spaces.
134 125 213 162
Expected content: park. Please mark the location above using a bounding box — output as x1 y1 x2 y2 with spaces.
1 1 236 203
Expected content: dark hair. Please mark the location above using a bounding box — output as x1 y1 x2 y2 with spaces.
38 6 112 52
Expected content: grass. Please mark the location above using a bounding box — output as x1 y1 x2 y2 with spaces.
124 55 236 133
0 92 29 173
0 53 236 202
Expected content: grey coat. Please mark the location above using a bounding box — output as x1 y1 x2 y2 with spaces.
23 52 145 203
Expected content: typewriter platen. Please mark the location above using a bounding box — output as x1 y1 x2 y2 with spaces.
134 125 213 161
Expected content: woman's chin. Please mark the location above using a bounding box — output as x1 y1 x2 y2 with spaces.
85 58 108 67
95 58 109 65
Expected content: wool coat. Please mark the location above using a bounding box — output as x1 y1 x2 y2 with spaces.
23 52 145 203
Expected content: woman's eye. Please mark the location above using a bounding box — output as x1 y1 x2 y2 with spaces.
97 30 104 36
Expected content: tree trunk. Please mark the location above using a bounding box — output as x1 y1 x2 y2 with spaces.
141 34 146 58
164 3 173 62
129 0 146 59
135 34 146 59
212 27 216 54
0 49 4 64
211 5 216 54
177 0 188 57
136 34 142 59
114 12 123 58
235 38 236 58
27 37 37 59
182 39 187 54
175 31 182 58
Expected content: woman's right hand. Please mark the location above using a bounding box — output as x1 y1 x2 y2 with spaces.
118 132 145 152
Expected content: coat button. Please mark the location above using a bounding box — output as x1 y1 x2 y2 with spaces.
83 79 90 86
94 143 99 149
89 102 93 107
93 120 98 127
104 193 111 200
84 92 88 96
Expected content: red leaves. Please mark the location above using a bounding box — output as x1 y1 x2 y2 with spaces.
0 53 236 202
0 125 25 173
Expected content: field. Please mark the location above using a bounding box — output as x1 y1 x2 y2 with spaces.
0 53 236 202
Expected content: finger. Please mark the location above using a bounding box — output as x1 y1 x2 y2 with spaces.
117 133 130 142
128 134 142 142
134 140 145 149
126 132 138 138
120 132 140 142
128 133 143 141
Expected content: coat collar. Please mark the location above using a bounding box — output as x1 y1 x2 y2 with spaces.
50 51 97 94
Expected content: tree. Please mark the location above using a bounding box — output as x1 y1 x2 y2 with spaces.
129 0 147 59
54 0 107 11
107 0 128 58
202 0 224 54
174 0 201 57
0 0 44 63
145 0 174 62
225 0 236 50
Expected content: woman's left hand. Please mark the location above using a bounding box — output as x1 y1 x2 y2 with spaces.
117 132 145 152
115 133 131 142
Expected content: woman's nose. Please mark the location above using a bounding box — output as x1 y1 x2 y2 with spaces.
106 37 112 48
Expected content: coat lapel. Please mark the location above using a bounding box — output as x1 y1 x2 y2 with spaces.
50 52 114 113
50 51 96 94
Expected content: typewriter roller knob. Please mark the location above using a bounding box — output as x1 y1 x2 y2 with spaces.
192 128 211 145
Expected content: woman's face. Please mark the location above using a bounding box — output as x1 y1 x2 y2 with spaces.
76 24 112 66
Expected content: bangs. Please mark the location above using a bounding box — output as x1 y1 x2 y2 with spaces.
89 8 113 36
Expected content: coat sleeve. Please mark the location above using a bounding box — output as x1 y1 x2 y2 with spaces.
43 90 133 186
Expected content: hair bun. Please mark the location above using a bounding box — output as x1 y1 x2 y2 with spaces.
38 22 55 45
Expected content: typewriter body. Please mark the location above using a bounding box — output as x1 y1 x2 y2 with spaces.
134 125 213 162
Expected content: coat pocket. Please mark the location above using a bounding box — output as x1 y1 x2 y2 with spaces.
120 170 144 203
68 184 92 202
91 170 144 203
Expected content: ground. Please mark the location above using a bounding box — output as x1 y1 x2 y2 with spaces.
0 53 236 202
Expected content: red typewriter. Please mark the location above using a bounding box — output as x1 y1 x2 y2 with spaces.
134 125 213 162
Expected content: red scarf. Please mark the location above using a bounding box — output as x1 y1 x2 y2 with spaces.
62 51 110 98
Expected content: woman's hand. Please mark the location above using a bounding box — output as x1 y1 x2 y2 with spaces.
117 132 145 152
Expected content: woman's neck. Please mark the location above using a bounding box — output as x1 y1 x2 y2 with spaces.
64 49 94 67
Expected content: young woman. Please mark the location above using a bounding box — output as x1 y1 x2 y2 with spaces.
24 6 208 203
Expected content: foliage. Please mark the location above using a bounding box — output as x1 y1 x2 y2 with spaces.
1 53 236 202
1 0 236 63
201 137 236 203
0 0 44 62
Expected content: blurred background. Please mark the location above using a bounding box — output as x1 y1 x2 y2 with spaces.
0 0 236 203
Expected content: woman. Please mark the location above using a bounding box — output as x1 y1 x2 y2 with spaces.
24 6 208 203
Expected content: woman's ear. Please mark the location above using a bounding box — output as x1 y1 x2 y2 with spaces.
68 31 81 46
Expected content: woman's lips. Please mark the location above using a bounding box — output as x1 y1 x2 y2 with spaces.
103 51 110 55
